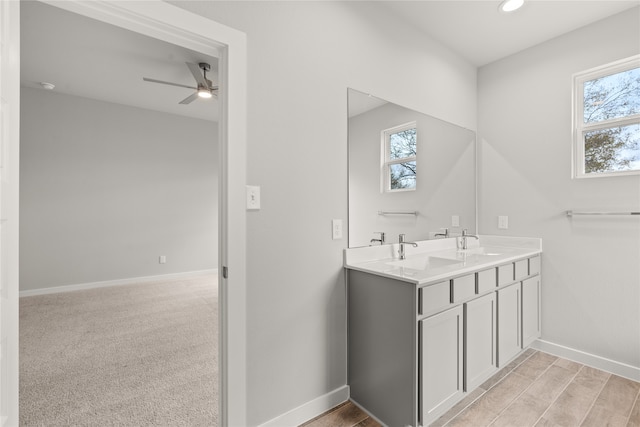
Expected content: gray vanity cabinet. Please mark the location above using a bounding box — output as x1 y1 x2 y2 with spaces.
420 306 463 424
347 253 542 427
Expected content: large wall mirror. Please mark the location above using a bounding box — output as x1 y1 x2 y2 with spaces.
348 88 477 248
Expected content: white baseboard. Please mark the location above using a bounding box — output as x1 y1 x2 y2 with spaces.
531 339 640 382
19 269 218 297
258 385 350 427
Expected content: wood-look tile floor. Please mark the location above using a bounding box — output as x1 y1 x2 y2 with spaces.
300 350 640 427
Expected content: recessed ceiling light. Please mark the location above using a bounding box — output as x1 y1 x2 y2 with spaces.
499 0 524 13
39 82 55 90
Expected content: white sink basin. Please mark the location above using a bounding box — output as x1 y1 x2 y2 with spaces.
386 256 461 270
433 247 506 264
460 247 503 256
438 247 505 260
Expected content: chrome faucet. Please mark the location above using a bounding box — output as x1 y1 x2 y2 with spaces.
370 232 386 245
434 228 449 238
398 234 418 260
459 229 479 250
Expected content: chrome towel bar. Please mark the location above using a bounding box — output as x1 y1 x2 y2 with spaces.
378 210 419 216
566 210 640 217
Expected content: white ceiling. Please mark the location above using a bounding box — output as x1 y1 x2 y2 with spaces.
20 1 639 122
378 0 640 67
21 1 219 122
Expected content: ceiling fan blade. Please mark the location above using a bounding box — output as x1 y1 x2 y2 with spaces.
143 77 197 90
179 91 200 105
186 62 210 89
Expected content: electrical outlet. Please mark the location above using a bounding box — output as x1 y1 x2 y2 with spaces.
451 215 460 227
332 219 343 240
498 216 509 230
159 255 167 264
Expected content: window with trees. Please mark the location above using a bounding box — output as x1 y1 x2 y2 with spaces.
573 55 640 178
382 122 417 191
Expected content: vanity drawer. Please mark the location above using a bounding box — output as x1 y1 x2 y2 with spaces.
452 274 475 303
477 268 497 294
514 259 528 281
498 263 514 286
419 281 451 316
529 256 540 276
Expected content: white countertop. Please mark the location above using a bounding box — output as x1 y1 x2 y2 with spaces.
344 235 542 286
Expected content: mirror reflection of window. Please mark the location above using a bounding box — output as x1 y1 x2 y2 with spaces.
347 88 477 248
383 122 417 191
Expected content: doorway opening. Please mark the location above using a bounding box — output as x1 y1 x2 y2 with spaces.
3 1 248 425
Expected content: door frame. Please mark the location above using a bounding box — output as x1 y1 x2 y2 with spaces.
1 1 20 424
10 1 248 425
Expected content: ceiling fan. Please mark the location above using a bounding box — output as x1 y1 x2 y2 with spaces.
143 62 218 104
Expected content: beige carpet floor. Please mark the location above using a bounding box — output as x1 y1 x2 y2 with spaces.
19 274 218 426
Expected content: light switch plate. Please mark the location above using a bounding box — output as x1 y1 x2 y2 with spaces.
451 215 460 227
498 215 509 229
246 185 261 210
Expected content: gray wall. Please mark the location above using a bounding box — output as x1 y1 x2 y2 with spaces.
20 87 218 292
478 8 640 369
170 2 478 425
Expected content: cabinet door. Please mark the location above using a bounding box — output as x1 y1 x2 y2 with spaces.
420 305 463 426
464 292 497 391
522 276 541 347
497 283 521 366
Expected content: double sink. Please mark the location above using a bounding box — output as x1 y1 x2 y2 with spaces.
344 235 543 285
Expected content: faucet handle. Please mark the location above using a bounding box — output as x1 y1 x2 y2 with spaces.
435 228 449 237
372 231 386 244
398 233 405 242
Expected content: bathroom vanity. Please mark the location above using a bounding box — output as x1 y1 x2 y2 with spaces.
344 236 542 427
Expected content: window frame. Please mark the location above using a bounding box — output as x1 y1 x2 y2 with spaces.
572 55 640 179
381 121 417 193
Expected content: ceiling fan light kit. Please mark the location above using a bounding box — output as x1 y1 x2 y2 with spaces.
198 87 213 99
143 62 218 104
